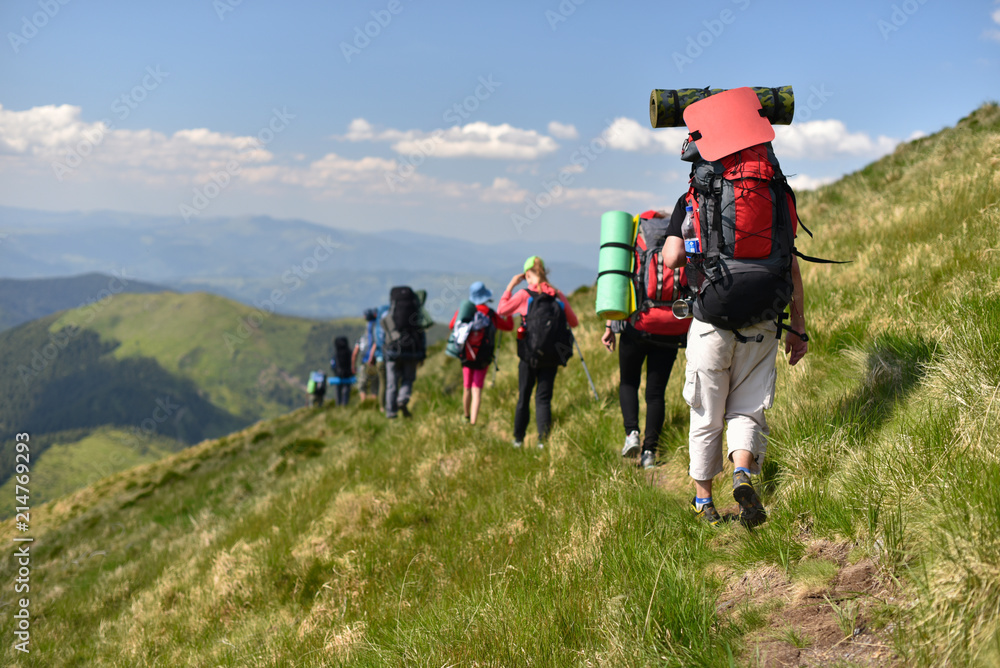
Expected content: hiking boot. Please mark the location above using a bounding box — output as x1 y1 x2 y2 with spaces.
640 450 656 470
621 430 641 458
690 498 722 526
512 439 523 448
733 471 767 528
401 405 412 419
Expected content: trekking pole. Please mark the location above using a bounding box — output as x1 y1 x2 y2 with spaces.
491 331 500 388
572 334 599 401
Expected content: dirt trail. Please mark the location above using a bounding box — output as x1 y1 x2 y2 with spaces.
643 464 903 667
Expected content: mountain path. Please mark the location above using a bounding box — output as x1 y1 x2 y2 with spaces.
639 461 903 667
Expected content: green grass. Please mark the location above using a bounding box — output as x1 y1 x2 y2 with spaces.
2 103 999 666
49 291 364 421
0 427 178 517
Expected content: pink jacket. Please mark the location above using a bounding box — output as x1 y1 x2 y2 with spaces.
497 282 578 327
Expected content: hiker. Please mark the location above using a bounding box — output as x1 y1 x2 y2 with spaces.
601 209 691 470
329 336 356 406
381 287 433 419
306 370 327 408
663 88 810 528
353 308 379 403
498 256 579 448
447 281 514 425
373 303 389 412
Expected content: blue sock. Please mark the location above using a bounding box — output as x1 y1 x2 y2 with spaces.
694 496 712 509
735 467 751 476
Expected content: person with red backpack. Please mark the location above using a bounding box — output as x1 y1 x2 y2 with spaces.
601 209 692 470
663 88 811 528
448 282 514 425
498 256 579 449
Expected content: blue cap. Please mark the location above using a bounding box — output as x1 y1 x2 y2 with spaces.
469 281 493 305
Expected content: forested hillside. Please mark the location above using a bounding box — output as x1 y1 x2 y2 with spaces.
0 291 365 509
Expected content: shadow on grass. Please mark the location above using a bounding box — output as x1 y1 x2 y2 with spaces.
763 333 936 491
834 333 936 441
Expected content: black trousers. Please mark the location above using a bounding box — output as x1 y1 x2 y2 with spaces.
335 383 351 406
513 360 559 442
618 327 680 453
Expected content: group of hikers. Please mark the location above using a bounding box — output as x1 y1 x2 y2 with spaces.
307 289 434 420
306 256 579 448
304 87 814 529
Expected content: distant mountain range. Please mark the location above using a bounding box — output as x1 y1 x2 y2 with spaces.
0 206 598 318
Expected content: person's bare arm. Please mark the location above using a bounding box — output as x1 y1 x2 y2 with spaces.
663 236 685 269
601 320 616 352
786 256 808 366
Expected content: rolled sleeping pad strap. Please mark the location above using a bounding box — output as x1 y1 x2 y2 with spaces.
649 86 794 128
595 210 638 320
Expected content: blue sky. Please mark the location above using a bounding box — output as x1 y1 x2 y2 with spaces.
1 0 998 245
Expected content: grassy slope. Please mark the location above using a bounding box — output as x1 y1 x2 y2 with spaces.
3 104 998 666
48 291 362 421
0 292 360 512
0 427 177 517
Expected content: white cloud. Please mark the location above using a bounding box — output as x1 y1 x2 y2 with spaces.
243 153 397 193
985 5 1000 41
0 104 661 220
772 120 898 159
547 121 579 140
479 177 530 203
337 118 559 160
604 117 688 155
787 174 837 191
506 163 541 176
0 104 272 184
559 186 659 211
604 114 900 162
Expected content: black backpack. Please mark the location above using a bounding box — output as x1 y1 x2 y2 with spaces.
519 290 573 368
384 286 427 361
332 336 353 378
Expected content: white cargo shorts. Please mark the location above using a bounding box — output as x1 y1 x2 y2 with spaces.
683 317 780 481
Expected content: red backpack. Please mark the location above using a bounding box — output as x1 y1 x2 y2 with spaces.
684 143 798 333
460 311 497 369
630 215 692 338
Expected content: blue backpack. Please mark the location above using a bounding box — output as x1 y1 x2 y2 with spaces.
373 304 389 362
307 371 326 394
